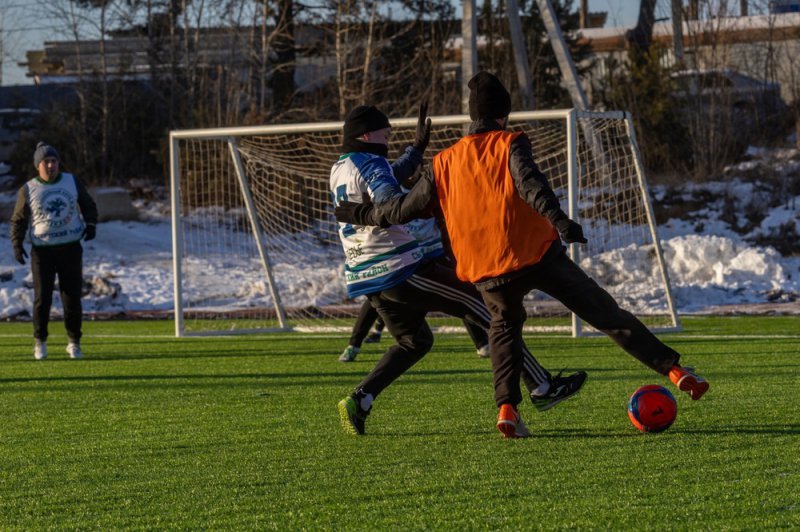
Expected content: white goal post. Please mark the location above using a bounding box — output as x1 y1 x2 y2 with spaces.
169 109 681 337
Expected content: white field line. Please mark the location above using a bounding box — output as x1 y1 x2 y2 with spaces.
1 333 798 340
0 334 177 339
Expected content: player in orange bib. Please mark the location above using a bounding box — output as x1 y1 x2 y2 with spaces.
336 72 709 438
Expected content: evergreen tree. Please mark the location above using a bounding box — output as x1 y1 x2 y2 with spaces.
479 0 593 110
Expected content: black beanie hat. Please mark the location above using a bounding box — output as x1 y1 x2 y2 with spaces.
33 141 59 168
343 105 391 139
468 71 512 120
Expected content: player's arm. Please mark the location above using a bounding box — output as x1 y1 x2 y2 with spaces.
390 103 431 186
336 168 437 228
9 186 30 247
75 177 99 225
391 146 423 186
74 176 98 240
374 168 437 224
509 134 586 244
509 133 564 221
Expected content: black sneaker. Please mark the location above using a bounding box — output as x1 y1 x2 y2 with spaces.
530 370 587 412
337 394 371 435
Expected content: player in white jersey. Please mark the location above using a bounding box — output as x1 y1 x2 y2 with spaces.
10 142 98 360
332 105 586 436
338 173 490 363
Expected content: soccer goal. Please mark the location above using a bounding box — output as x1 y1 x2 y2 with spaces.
169 109 681 337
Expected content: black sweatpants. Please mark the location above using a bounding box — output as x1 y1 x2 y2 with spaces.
31 241 84 342
348 299 383 347
478 242 681 408
355 260 551 399
349 296 487 350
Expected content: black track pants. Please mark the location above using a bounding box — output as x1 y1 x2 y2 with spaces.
479 243 681 408
350 295 486 350
31 242 83 343
348 299 381 348
357 260 551 399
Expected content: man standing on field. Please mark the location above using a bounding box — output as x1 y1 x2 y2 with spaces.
335 71 709 438
10 142 97 360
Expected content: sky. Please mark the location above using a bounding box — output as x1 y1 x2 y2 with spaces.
0 0 639 87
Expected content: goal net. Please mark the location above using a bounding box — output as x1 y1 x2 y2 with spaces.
169 109 680 337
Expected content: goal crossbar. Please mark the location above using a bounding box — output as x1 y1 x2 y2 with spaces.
169 108 681 337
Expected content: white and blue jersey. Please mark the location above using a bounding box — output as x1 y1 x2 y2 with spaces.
403 214 444 261
331 146 424 298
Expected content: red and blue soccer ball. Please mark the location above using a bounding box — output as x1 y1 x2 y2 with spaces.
627 384 677 433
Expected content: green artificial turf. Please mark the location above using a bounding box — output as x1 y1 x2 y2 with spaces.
0 317 798 529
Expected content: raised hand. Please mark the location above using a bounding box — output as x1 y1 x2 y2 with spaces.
413 102 432 153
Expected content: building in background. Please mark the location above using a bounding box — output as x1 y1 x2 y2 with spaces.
577 12 800 104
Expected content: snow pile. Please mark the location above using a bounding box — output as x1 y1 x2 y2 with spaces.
2 214 796 318
664 234 798 311
0 146 798 318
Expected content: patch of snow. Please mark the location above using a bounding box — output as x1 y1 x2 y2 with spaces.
1 147 798 319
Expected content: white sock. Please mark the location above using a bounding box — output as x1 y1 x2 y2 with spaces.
531 381 550 397
359 393 374 411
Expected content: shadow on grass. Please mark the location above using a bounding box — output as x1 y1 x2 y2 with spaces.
370 428 644 438
537 424 800 436
0 348 367 363
374 423 800 438
676 424 800 435
0 368 497 391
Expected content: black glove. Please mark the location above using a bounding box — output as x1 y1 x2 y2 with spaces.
413 102 432 153
554 218 587 244
13 244 27 265
335 201 389 228
83 224 96 241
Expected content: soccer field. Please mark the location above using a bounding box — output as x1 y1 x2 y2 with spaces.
0 317 798 529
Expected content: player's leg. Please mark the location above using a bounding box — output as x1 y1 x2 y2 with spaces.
340 298 378 362
534 246 708 400
462 318 490 358
365 316 385 343
348 299 377 347
358 297 432 396
57 242 83 359
477 285 538 437
30 246 56 359
338 294 432 435
476 265 588 412
404 261 552 391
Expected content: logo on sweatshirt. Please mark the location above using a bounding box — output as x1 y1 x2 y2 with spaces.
39 189 76 228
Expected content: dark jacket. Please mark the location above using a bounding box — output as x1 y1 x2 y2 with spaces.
363 119 569 288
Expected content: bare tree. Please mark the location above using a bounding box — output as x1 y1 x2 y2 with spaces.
625 0 656 54
316 0 458 119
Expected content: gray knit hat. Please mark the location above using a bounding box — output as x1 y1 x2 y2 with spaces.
33 141 59 168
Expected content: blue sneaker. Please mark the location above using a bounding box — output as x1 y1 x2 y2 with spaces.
338 345 359 362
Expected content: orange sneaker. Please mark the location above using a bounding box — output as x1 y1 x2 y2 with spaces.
497 404 531 438
669 365 709 400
